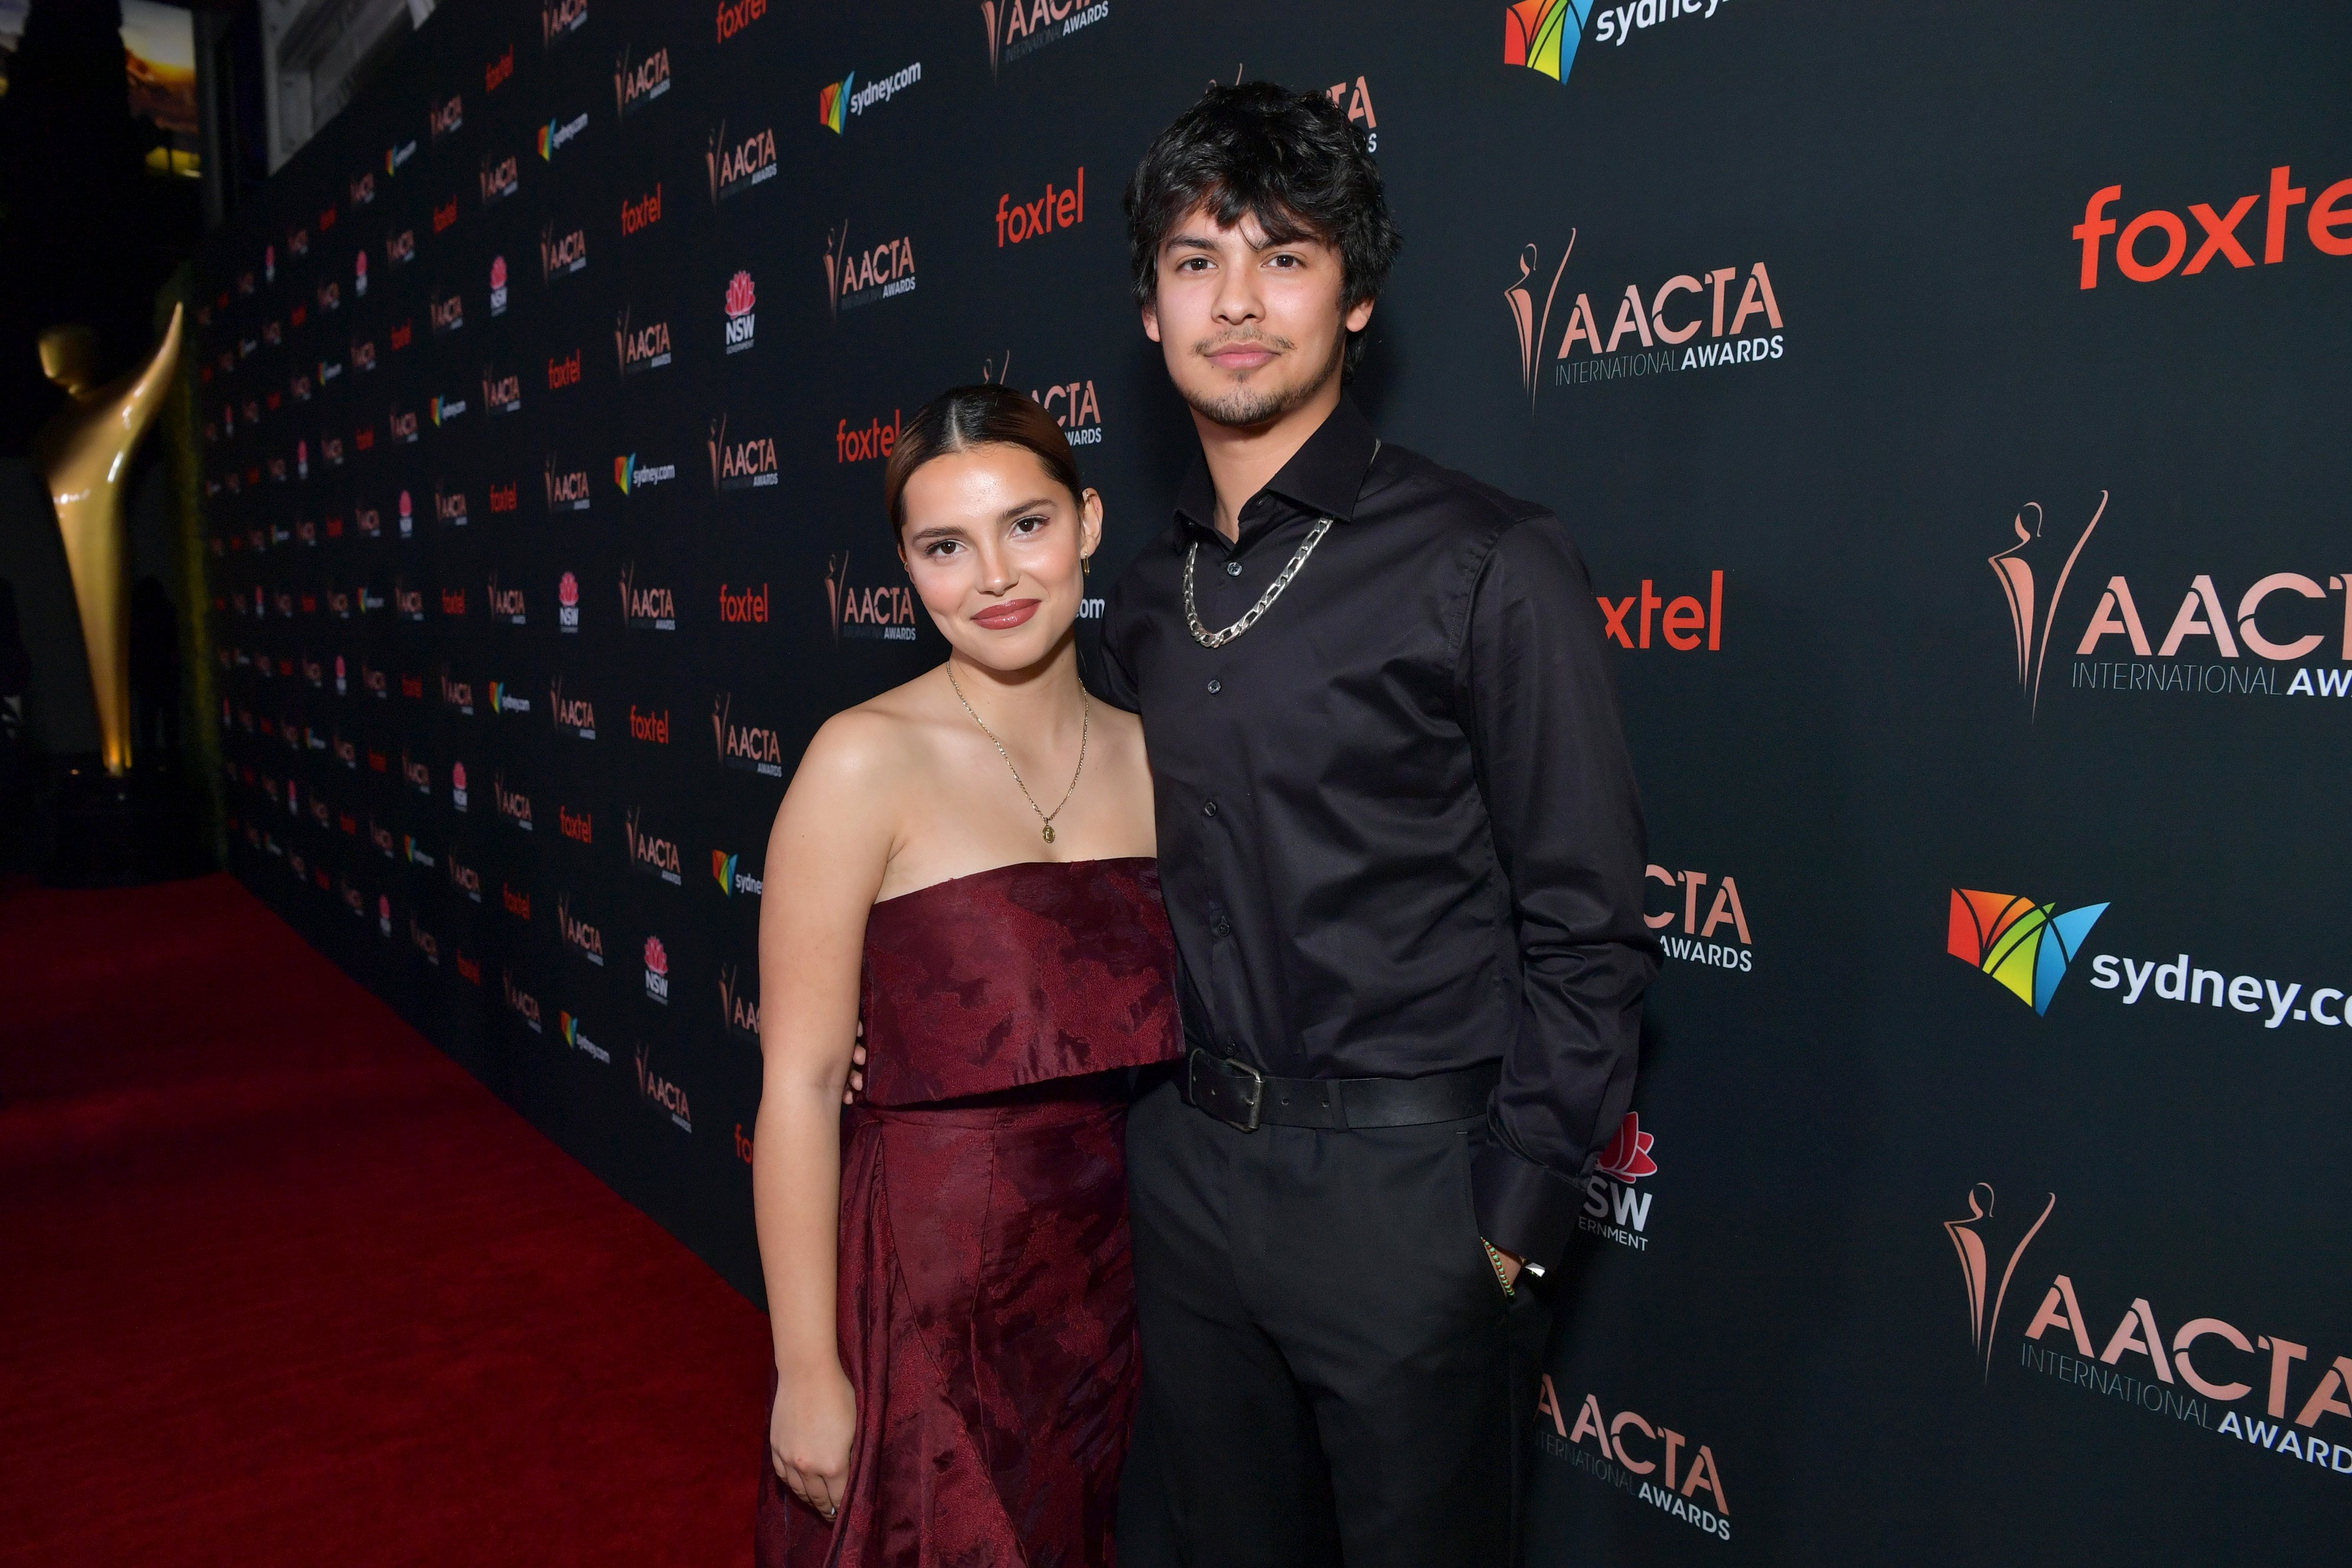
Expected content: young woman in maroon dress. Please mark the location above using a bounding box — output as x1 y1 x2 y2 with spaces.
752 385 1179 1567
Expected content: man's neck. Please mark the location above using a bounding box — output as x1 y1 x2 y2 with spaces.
1191 380 1343 543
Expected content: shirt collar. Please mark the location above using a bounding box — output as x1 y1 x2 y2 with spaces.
1172 395 1381 540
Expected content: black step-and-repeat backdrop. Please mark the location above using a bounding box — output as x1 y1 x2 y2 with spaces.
193 1 2348 1559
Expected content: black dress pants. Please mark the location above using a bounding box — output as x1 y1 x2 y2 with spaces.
1119 1074 1552 1568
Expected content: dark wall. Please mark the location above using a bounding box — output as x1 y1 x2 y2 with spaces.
193 2 2352 1560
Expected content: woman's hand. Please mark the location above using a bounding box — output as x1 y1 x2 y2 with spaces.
770 1359 857 1520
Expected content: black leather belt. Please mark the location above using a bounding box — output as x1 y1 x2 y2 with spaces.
1183 1048 1498 1133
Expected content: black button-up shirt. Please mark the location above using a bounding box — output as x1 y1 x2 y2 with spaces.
1098 396 1659 1266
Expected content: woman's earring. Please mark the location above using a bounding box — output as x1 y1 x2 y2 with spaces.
1081 553 1092 576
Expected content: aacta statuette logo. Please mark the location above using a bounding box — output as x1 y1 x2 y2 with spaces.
1644 864 1752 973
712 693 785 777
1944 1183 2056 1382
1945 1183 2352 1472
1507 234 1783 408
1989 492 2352 713
825 550 920 643
824 221 916 317
636 1042 691 1132
1947 888 2109 1015
1533 1375 1730 1543
980 0 1110 80
708 414 778 491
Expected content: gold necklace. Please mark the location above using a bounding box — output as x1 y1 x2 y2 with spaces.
945 664 1089 844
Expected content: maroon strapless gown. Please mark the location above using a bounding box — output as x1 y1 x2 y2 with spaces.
757 858 1182 1568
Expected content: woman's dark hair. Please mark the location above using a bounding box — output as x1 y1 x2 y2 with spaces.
1124 81 1402 380
883 384 1086 540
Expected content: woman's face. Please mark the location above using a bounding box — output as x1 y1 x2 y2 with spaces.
897 445 1102 674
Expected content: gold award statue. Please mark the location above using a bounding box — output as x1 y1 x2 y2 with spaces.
31 303 184 777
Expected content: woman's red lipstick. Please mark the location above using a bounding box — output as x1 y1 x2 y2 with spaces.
972 598 1041 631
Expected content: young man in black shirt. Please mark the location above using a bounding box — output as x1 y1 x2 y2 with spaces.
1097 84 1659 1566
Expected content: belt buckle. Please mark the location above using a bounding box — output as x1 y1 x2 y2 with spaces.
1191 1048 1264 1133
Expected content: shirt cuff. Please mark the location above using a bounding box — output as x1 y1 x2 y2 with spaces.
1470 1138 1583 1271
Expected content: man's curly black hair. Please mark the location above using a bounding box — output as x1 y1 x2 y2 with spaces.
1124 82 1402 381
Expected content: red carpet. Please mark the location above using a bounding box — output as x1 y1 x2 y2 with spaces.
0 873 767 1566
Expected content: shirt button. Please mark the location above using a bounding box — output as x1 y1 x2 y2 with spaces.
1206 679 1221 694
1202 800 1218 818
1224 560 1243 577
1210 916 1232 938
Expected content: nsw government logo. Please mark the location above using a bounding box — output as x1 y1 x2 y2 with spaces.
1947 888 2108 1015
642 935 670 1004
1581 1112 1659 1252
724 271 756 353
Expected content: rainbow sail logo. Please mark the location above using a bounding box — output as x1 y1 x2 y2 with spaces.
1505 0 1597 81
820 74 851 134
713 851 739 897
1947 889 2109 1015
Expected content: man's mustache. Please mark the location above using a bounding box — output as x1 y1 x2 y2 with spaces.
1193 330 1295 357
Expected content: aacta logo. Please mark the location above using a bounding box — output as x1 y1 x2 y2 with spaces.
1947 1183 2352 1473
824 221 916 316
430 92 464 140
481 365 522 413
614 45 672 117
997 167 1083 247
619 563 675 629
837 409 899 462
626 809 683 885
544 454 592 512
636 1043 691 1132
715 0 765 44
2073 164 2351 288
718 962 761 1043
1947 889 2109 1015
1582 1112 1659 1252
825 551 920 643
495 773 534 831
719 581 769 624
1988 493 2351 717
1508 234 1783 405
713 850 764 898
550 675 597 738
557 571 582 631
708 414 779 491
1644 865 1752 973
448 852 483 902
487 572 527 624
1598 572 1723 650
540 221 587 279
642 934 672 1004
541 0 587 48
985 353 1104 446
620 181 662 236
441 669 477 716
980 0 1110 78
712 693 785 777
560 895 605 965
1534 1378 1730 1543
705 120 778 203
614 307 672 375
502 970 543 1033
724 270 757 353
481 154 519 206
430 290 465 334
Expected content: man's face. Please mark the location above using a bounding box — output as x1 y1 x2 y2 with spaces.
1142 204 1376 430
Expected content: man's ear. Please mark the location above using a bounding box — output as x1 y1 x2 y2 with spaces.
1345 296 1376 333
1140 297 1162 345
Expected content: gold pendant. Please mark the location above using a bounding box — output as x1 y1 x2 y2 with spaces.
1042 824 1056 843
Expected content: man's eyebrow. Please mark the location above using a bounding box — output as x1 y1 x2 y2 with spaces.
1162 233 1221 253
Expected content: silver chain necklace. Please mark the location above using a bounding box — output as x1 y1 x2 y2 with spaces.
945 664 1089 844
1182 443 1375 650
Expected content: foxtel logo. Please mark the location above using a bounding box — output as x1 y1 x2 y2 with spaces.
2074 164 2351 288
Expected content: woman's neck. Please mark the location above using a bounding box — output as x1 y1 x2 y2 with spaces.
945 633 1086 739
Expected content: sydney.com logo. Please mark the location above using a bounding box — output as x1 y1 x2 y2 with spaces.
1506 0 1737 84
1950 888 2346 1031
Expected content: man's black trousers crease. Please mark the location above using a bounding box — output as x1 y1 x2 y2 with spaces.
1117 1074 1554 1567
